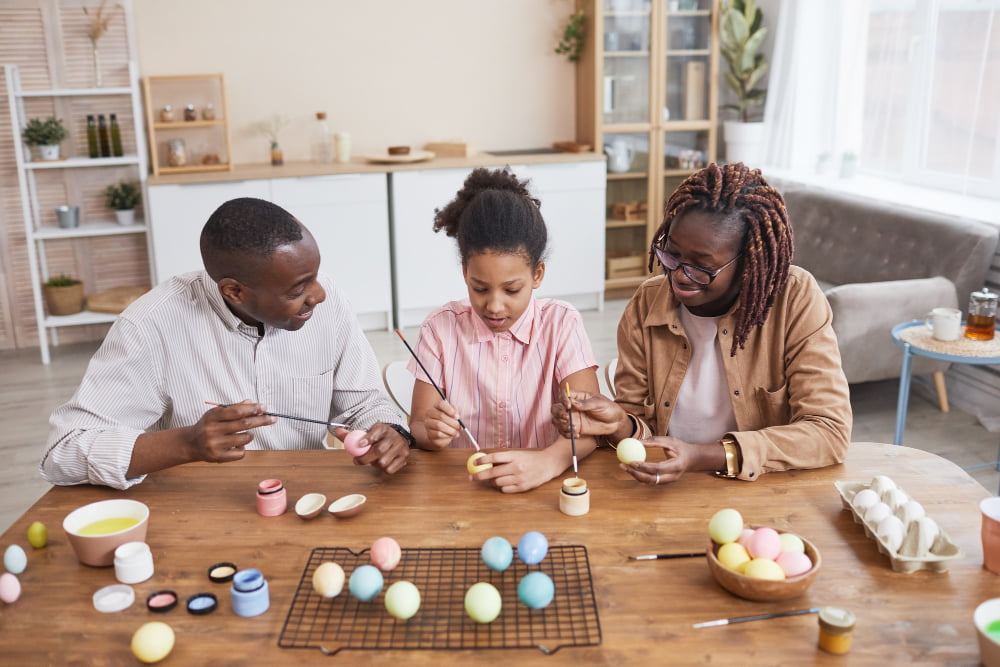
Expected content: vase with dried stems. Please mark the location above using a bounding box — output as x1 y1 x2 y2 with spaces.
84 1 117 88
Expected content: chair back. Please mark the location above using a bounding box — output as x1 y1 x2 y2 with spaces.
604 357 618 396
383 361 415 420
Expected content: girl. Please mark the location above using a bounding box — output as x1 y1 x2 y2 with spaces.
407 167 600 493
554 162 852 485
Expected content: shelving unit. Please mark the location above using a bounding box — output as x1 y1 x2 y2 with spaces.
575 0 719 293
141 74 232 176
4 61 151 364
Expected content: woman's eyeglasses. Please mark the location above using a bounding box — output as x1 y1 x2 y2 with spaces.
653 246 740 286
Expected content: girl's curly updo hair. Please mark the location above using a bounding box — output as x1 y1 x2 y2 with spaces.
433 167 548 268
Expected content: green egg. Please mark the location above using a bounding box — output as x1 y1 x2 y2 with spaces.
384 581 420 620
27 521 47 549
708 508 744 545
465 582 502 623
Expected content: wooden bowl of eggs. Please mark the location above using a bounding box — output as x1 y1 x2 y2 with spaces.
706 511 822 601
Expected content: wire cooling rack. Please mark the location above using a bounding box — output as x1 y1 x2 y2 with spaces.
279 545 601 655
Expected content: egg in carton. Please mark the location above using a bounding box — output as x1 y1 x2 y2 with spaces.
834 476 962 573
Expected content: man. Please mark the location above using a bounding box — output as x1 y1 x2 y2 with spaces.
41 197 411 489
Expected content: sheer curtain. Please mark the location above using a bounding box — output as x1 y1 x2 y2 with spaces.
762 0 999 201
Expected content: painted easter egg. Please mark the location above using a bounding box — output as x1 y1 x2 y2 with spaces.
743 558 786 581
481 536 514 572
27 521 48 549
467 452 493 474
465 582 502 623
0 572 21 604
778 532 805 554
518 572 555 610
616 437 646 464
131 621 175 664
312 562 345 599
517 531 549 565
384 581 421 620
343 430 371 457
717 542 751 573
370 537 402 572
4 545 27 575
348 565 383 601
776 551 813 577
746 527 782 560
708 508 744 545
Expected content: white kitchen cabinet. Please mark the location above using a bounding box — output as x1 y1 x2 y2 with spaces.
147 174 392 330
147 179 270 282
390 161 605 328
270 174 391 330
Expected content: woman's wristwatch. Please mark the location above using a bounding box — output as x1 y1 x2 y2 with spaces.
717 436 740 478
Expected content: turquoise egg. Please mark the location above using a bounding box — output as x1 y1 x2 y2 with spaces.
517 531 548 565
4 545 26 575
348 565 383 601
518 571 555 609
481 537 513 572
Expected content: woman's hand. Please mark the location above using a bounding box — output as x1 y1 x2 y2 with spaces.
621 436 725 486
419 398 463 450
468 448 562 494
552 390 628 438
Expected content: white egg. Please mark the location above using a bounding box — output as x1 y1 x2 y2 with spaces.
4 545 27 575
870 475 897 495
896 499 925 525
876 515 906 553
864 501 892 525
851 488 880 513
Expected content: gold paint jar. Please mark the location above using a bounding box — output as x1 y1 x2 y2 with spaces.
559 477 590 516
817 606 856 654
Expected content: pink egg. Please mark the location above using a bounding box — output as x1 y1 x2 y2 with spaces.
737 527 756 549
746 527 782 560
343 430 371 457
370 537 402 572
776 551 813 577
0 572 21 604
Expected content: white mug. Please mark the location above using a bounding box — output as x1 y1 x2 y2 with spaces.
925 307 961 341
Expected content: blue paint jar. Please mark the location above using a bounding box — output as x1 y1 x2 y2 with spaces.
231 569 269 617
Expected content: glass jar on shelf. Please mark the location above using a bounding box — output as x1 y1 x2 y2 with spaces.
159 105 174 122
184 104 197 121
202 104 216 121
166 138 187 167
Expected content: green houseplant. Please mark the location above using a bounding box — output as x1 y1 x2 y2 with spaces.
555 9 586 62
22 116 67 160
105 180 141 225
42 274 85 316
719 0 769 164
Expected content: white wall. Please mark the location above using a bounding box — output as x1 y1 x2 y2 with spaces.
134 0 579 164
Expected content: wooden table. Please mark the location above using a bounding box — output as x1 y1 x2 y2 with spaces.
1 443 997 665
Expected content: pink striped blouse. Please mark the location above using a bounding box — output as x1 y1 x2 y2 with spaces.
408 297 597 449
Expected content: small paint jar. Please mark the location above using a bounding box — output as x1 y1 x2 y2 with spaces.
231 568 270 617
559 477 590 516
114 541 154 584
817 606 856 654
256 478 287 517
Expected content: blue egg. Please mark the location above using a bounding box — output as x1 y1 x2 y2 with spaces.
518 571 555 609
4 545 26 575
481 537 513 572
348 564 383 601
517 531 548 565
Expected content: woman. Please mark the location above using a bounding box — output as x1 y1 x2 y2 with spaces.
554 162 851 485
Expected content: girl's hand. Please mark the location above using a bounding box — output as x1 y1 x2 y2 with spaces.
620 436 698 486
468 449 559 494
422 398 462 450
552 390 627 437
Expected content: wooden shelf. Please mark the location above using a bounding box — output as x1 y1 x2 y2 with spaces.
33 223 147 240
42 309 118 327
25 155 140 170
607 219 647 229
605 275 648 290
18 86 132 97
152 120 225 130
155 164 232 175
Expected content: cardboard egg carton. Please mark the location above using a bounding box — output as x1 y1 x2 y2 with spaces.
835 479 962 573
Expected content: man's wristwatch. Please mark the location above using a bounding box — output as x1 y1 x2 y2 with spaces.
387 423 416 448
717 436 740 478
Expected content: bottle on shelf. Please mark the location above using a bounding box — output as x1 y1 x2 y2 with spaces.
202 104 215 121
86 115 99 158
109 113 123 157
159 105 174 122
97 114 111 157
312 112 333 164
184 104 197 121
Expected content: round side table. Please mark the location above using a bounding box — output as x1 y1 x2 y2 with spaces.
891 320 1000 448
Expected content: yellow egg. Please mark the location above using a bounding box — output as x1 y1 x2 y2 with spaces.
27 521 48 549
384 581 421 619
616 437 646 464
312 562 345 598
131 621 175 664
467 452 493 474
465 582 502 623
708 508 744 544
743 558 786 581
717 542 751 572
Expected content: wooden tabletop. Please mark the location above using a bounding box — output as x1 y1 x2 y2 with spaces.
1 443 996 665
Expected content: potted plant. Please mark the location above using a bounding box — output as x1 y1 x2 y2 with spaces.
719 0 769 164
42 274 85 316
22 116 67 161
105 180 141 225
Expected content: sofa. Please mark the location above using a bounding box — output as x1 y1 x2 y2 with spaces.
775 182 999 386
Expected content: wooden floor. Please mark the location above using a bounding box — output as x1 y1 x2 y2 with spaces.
1 299 997 533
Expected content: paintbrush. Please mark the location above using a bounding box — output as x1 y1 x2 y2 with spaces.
629 552 705 560
204 402 349 430
394 329 481 451
565 382 578 477
692 607 821 629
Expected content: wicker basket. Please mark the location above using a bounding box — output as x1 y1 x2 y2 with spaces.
42 282 85 316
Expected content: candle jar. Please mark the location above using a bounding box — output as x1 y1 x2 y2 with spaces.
166 139 187 167
202 104 216 121
817 606 856 654
559 477 590 516
159 105 174 122
965 287 997 341
184 104 197 121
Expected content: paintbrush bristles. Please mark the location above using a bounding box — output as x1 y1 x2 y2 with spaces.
565 382 578 476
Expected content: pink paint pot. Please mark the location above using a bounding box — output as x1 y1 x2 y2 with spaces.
256 479 287 517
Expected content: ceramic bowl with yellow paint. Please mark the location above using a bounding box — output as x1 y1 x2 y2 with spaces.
63 499 149 567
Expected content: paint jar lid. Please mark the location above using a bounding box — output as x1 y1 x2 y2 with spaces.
208 562 238 583
232 569 265 593
186 592 218 615
146 589 178 613
93 584 135 613
819 606 856 634
257 479 283 495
